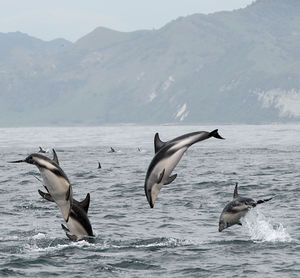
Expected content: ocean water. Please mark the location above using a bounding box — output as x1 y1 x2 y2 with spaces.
0 124 299 278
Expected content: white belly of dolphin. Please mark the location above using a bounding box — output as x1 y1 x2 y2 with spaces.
222 210 247 226
40 168 72 221
151 148 186 204
66 218 89 239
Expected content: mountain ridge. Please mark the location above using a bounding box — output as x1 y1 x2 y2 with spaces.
0 0 300 126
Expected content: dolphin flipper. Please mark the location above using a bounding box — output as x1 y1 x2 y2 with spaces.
61 224 70 233
164 174 177 185
157 169 165 184
62 225 79 241
66 185 71 201
38 189 55 202
61 185 72 222
66 233 78 241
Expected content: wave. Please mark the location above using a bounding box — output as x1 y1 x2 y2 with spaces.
101 237 193 251
22 233 94 254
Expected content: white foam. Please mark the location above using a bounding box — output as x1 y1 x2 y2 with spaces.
32 233 46 239
24 237 92 254
241 209 292 242
103 237 192 250
135 237 190 248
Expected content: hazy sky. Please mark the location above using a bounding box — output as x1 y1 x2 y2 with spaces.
0 0 254 42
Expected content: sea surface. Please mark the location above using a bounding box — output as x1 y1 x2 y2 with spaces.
0 125 299 277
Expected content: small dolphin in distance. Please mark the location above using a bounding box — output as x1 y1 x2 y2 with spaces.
38 146 46 153
108 147 116 153
218 183 272 232
10 150 73 222
97 161 102 169
144 129 224 208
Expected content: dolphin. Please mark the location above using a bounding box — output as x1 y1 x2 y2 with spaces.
10 149 73 222
218 183 272 232
38 190 94 241
108 147 116 153
39 146 46 153
97 161 102 169
144 129 224 208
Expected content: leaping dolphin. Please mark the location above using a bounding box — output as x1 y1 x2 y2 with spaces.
38 190 94 241
144 129 224 208
10 150 73 222
218 183 272 232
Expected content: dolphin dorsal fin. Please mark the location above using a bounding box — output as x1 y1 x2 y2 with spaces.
233 183 239 198
154 133 166 153
52 149 59 165
79 193 90 213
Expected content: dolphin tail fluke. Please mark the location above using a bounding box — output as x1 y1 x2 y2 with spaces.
210 129 224 139
256 197 272 205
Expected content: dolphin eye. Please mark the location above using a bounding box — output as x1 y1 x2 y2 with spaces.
25 155 34 164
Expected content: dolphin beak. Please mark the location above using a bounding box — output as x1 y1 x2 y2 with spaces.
8 159 26 163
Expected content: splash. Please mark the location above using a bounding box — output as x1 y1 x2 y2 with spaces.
241 209 292 242
32 233 46 240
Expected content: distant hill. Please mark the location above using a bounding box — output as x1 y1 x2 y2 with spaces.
1 0 300 126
